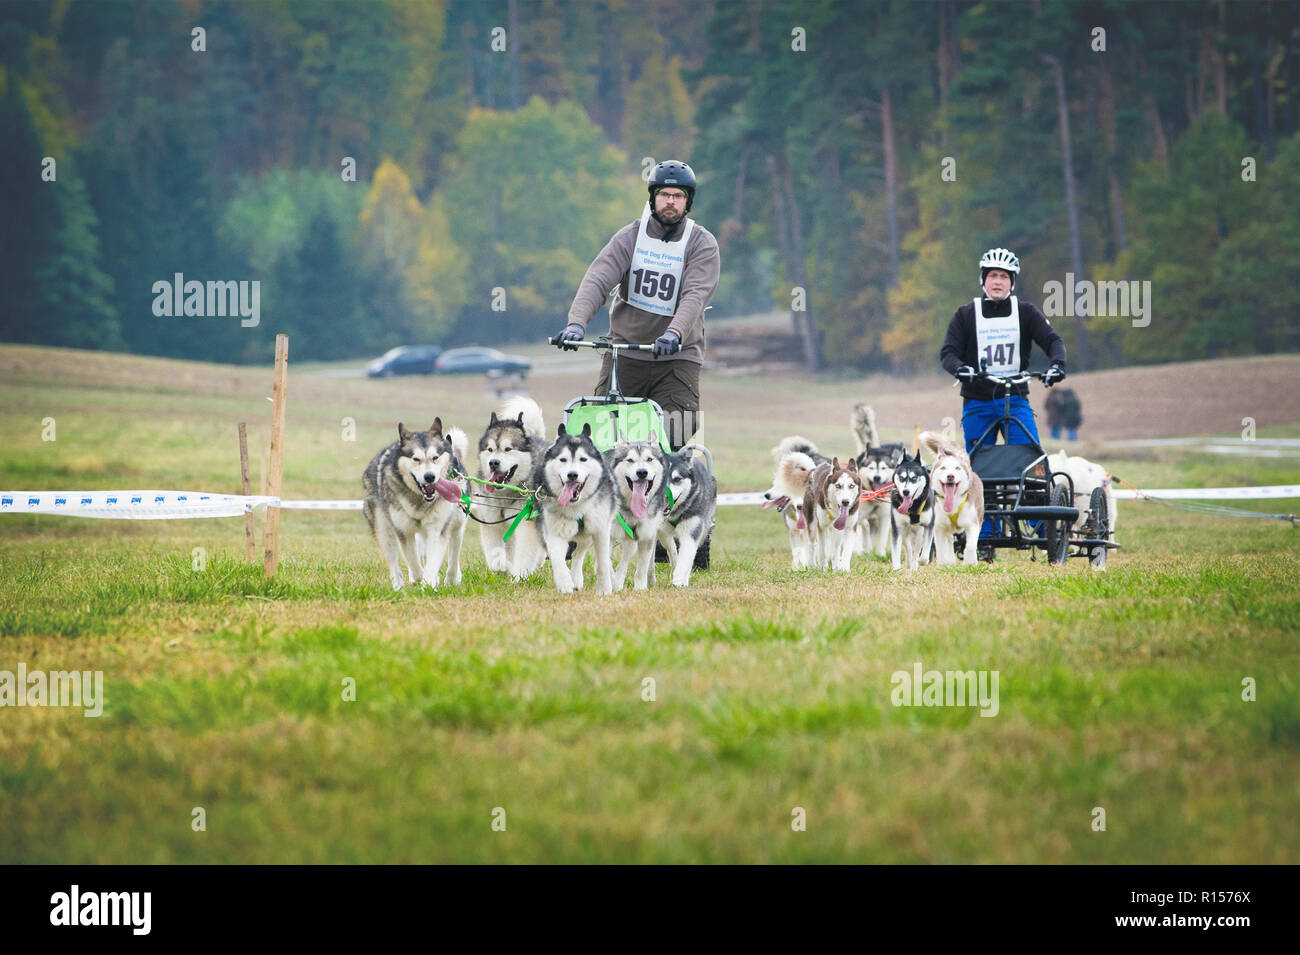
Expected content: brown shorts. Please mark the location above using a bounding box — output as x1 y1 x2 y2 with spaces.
594 355 700 451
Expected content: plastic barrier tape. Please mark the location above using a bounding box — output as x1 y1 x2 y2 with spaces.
2 486 1296 518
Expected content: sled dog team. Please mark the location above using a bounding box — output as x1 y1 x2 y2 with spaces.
362 397 715 594
762 403 1115 573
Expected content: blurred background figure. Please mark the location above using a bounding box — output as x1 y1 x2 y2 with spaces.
1045 387 1082 442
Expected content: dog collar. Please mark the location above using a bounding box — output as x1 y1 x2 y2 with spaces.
616 512 635 538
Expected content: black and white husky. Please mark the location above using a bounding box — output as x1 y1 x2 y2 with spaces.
889 449 935 571
658 446 717 587
534 422 617 595
607 439 669 591
852 403 907 558
362 419 470 590
476 396 547 580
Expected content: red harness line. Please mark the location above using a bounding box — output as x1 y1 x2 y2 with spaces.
859 482 895 503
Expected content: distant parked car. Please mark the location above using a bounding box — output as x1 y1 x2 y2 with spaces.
435 347 531 377
366 345 442 378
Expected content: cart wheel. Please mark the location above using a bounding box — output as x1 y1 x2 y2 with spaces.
1088 486 1109 569
1045 484 1071 565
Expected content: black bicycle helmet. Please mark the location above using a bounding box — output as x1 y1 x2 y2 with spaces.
648 160 696 212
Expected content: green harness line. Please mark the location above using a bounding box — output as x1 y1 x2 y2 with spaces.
616 485 676 537
455 471 680 542
449 468 544 539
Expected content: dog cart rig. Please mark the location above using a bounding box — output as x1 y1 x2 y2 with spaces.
545 335 716 569
960 367 1118 567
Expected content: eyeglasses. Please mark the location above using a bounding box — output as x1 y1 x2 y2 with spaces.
656 190 688 202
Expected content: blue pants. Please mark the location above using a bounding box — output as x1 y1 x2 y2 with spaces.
962 396 1042 540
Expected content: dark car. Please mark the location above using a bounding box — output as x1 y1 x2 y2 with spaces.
434 347 531 377
366 345 442 378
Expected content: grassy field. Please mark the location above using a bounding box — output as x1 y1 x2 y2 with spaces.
1 344 1298 863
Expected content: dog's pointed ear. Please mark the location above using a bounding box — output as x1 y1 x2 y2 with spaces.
516 412 525 427
430 417 443 437
489 411 499 426
832 456 840 468
581 423 592 438
398 422 411 442
557 422 567 437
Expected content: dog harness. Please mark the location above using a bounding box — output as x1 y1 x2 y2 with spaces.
942 491 969 527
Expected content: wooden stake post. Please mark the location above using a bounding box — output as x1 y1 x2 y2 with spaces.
238 422 256 562
263 334 289 577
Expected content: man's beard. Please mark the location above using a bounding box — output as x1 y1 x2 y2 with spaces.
652 207 683 229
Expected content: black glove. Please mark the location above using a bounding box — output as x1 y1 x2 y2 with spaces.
955 365 977 383
1043 363 1066 387
653 330 681 357
555 323 584 351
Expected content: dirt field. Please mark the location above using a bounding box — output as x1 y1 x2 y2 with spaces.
5 345 1297 450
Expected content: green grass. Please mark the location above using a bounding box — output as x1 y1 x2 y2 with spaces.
1 344 1298 863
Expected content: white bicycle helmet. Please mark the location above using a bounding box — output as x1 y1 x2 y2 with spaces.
979 247 1020 291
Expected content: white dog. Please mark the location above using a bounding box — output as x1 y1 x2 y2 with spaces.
762 450 816 569
920 431 984 566
1047 449 1117 568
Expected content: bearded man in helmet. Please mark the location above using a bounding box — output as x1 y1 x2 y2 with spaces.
939 247 1067 558
555 160 720 451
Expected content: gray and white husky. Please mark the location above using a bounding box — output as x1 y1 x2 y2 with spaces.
852 403 907 557
476 396 547 580
607 439 668 591
658 446 717 587
889 449 936 572
362 419 470 590
534 422 617 595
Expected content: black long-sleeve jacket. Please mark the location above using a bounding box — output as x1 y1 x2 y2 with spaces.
939 297 1067 400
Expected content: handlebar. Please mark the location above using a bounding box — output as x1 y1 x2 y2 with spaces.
546 336 654 352
951 369 1047 388
978 371 1043 385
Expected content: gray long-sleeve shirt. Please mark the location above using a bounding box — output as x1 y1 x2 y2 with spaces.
567 213 721 363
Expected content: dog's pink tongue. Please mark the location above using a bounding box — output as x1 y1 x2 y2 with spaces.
762 496 789 510
795 510 806 530
943 483 957 512
630 481 649 519
558 481 580 506
833 503 849 530
896 494 913 514
434 478 462 503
